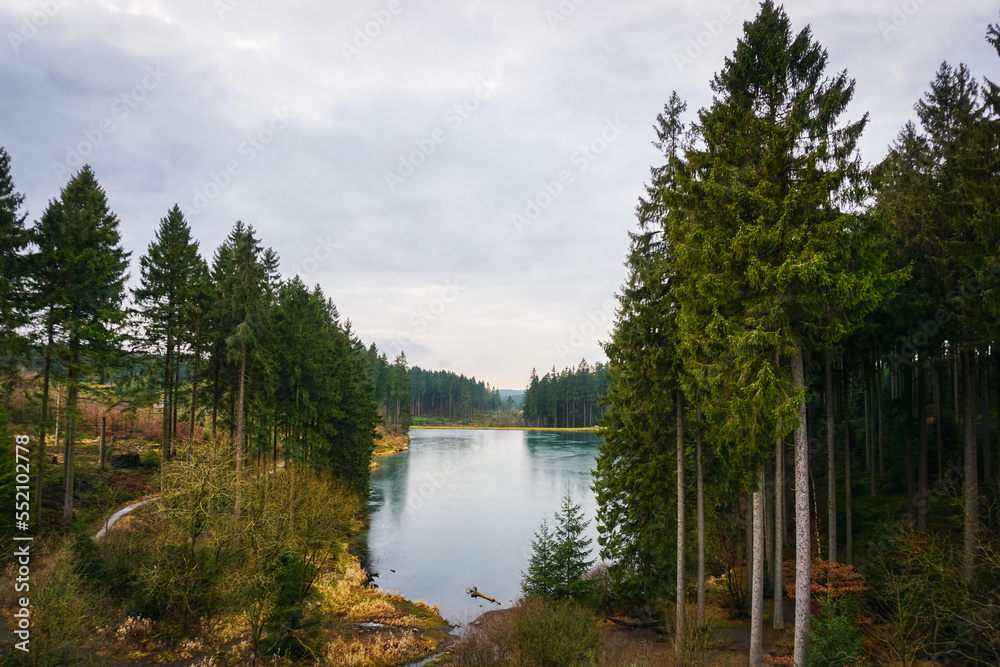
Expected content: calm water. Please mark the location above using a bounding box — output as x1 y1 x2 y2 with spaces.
364 428 602 625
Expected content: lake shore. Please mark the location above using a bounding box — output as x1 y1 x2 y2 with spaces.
410 425 599 432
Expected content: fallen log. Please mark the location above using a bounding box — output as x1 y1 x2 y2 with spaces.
466 587 501 605
606 617 666 629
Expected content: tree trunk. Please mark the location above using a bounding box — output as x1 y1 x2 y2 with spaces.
877 361 884 474
774 433 785 630
844 367 853 565
963 350 978 584
933 360 943 483
981 355 990 480
791 337 811 667
163 335 172 463
676 389 686 656
696 400 706 628
99 416 106 469
189 343 200 460
235 348 247 532
918 361 928 533
63 338 80 525
750 465 765 667
825 348 837 563
35 316 54 523
867 365 876 497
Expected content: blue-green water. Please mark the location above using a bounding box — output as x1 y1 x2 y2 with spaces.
364 429 602 625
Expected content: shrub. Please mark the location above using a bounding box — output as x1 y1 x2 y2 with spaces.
808 598 864 667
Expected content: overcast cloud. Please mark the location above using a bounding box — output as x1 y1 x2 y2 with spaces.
1 0 996 389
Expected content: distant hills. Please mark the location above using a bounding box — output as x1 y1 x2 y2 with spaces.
498 389 524 404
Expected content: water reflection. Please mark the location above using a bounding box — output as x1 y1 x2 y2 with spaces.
366 428 602 625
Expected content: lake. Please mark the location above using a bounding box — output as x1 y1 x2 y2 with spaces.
363 428 603 625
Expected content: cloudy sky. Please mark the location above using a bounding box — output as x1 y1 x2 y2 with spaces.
0 0 996 390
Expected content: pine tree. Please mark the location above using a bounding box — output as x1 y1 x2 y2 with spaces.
0 147 28 382
665 5 897 662
49 166 130 524
521 518 558 598
552 490 594 600
133 205 204 477
213 222 272 522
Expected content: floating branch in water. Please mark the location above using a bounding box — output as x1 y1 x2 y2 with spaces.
466 586 501 605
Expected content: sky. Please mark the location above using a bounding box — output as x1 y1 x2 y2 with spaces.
0 0 996 390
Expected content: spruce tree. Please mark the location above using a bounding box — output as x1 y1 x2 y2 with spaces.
133 204 204 477
665 4 896 662
0 147 28 382
50 166 130 524
552 490 594 600
521 518 558 598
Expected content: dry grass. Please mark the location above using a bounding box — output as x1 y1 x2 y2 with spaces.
323 629 431 666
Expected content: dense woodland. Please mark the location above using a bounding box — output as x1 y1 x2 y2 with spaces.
594 4 1000 665
0 161 404 529
521 361 609 428
408 365 514 423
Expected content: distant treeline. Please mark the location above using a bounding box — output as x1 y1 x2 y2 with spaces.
521 361 608 428
0 160 393 524
408 366 515 422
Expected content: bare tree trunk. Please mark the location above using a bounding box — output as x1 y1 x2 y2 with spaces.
235 349 247 534
696 400 706 628
63 340 80 525
843 366 853 565
934 360 943 482
867 365 876 497
981 355 990 480
189 345 200 461
877 360 884 474
826 348 837 563
963 349 978 584
750 465 765 667
676 389 686 657
918 361 928 533
35 317 54 522
774 433 785 630
792 338 811 667
765 453 774 587
99 416 106 469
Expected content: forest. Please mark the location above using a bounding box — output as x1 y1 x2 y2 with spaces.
521 361 609 428
592 3 1000 665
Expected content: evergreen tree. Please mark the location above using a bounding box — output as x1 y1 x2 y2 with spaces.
552 490 595 600
521 518 558 598
133 205 204 473
664 4 897 662
50 166 130 524
0 147 28 382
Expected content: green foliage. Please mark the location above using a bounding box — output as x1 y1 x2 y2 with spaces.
408 364 511 423
522 490 594 602
0 146 28 380
521 518 557 598
808 598 864 667
453 596 601 667
522 360 608 428
510 597 601 667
